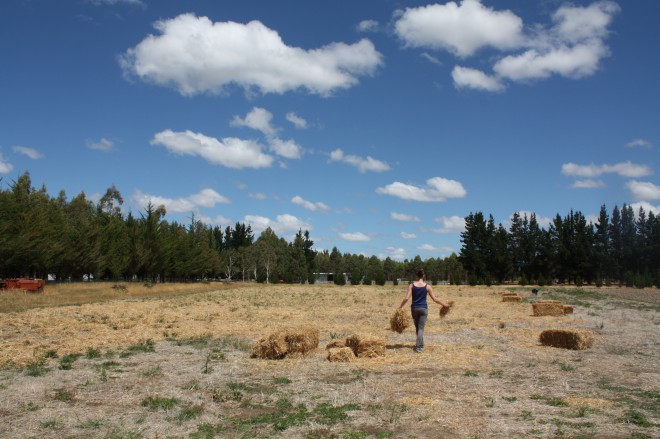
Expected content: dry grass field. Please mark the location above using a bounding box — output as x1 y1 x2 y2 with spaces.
0 282 658 438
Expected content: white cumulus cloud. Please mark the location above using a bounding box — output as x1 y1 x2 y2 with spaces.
245 214 312 235
120 13 383 97
151 129 274 169
394 0 524 58
452 66 504 91
12 146 44 159
231 107 277 137
562 161 652 179
627 181 660 201
132 188 229 214
630 201 660 216
329 148 390 173
418 244 454 254
401 232 417 239
376 177 467 202
292 195 330 213
396 1 620 92
0 155 13 174
384 246 407 261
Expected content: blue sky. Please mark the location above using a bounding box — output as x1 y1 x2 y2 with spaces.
1 0 658 260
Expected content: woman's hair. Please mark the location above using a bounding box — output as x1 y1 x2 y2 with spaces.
415 268 425 280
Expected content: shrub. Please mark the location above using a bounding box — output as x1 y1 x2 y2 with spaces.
468 274 478 286
375 272 386 286
334 272 346 286
362 275 372 286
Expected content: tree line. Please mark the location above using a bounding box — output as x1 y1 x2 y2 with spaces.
2 173 658 287
458 206 660 288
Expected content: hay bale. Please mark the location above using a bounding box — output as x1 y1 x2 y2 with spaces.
325 339 346 349
251 333 288 359
252 327 319 359
345 334 386 358
532 302 565 316
284 327 320 355
439 300 455 318
502 295 522 302
563 305 574 314
327 347 354 362
539 329 594 350
390 308 411 333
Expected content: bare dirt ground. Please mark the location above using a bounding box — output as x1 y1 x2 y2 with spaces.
0 283 658 438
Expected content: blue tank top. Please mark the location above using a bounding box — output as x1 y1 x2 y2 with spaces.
411 283 428 309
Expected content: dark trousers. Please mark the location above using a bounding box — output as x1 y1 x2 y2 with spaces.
411 307 429 350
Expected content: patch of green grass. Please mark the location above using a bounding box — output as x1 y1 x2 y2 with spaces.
53 387 74 402
314 402 360 424
78 418 106 429
140 366 162 377
484 396 495 408
59 353 81 370
25 360 49 377
85 347 101 359
120 339 155 357
190 423 226 438
175 333 213 349
175 404 204 424
101 427 145 439
621 410 651 427
521 411 534 421
40 419 59 429
464 370 479 377
141 395 178 412
502 396 517 403
530 394 568 407
274 376 292 385
22 402 40 412
488 370 504 378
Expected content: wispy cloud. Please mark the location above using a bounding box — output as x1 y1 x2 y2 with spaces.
390 212 421 222
86 137 114 152
292 195 330 213
286 112 308 129
562 161 652 178
433 215 465 233
626 139 652 149
357 19 379 33
417 243 454 254
232 107 304 159
339 232 371 242
329 148 390 173
571 179 606 189
120 14 383 97
376 177 467 202
401 232 417 239
627 180 660 201
12 145 44 159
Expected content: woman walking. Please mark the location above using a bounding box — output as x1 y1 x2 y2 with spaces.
399 268 450 353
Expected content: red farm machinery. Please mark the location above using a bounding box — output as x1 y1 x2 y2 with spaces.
0 278 45 292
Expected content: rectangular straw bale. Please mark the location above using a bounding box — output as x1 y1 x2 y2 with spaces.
533 302 565 316
537 300 561 304
345 334 386 358
390 308 411 333
563 305 574 314
284 327 320 355
327 347 354 362
439 300 455 318
251 333 288 359
502 295 522 302
325 339 346 349
539 329 594 350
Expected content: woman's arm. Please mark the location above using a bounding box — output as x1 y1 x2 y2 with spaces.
427 285 449 308
399 283 413 308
